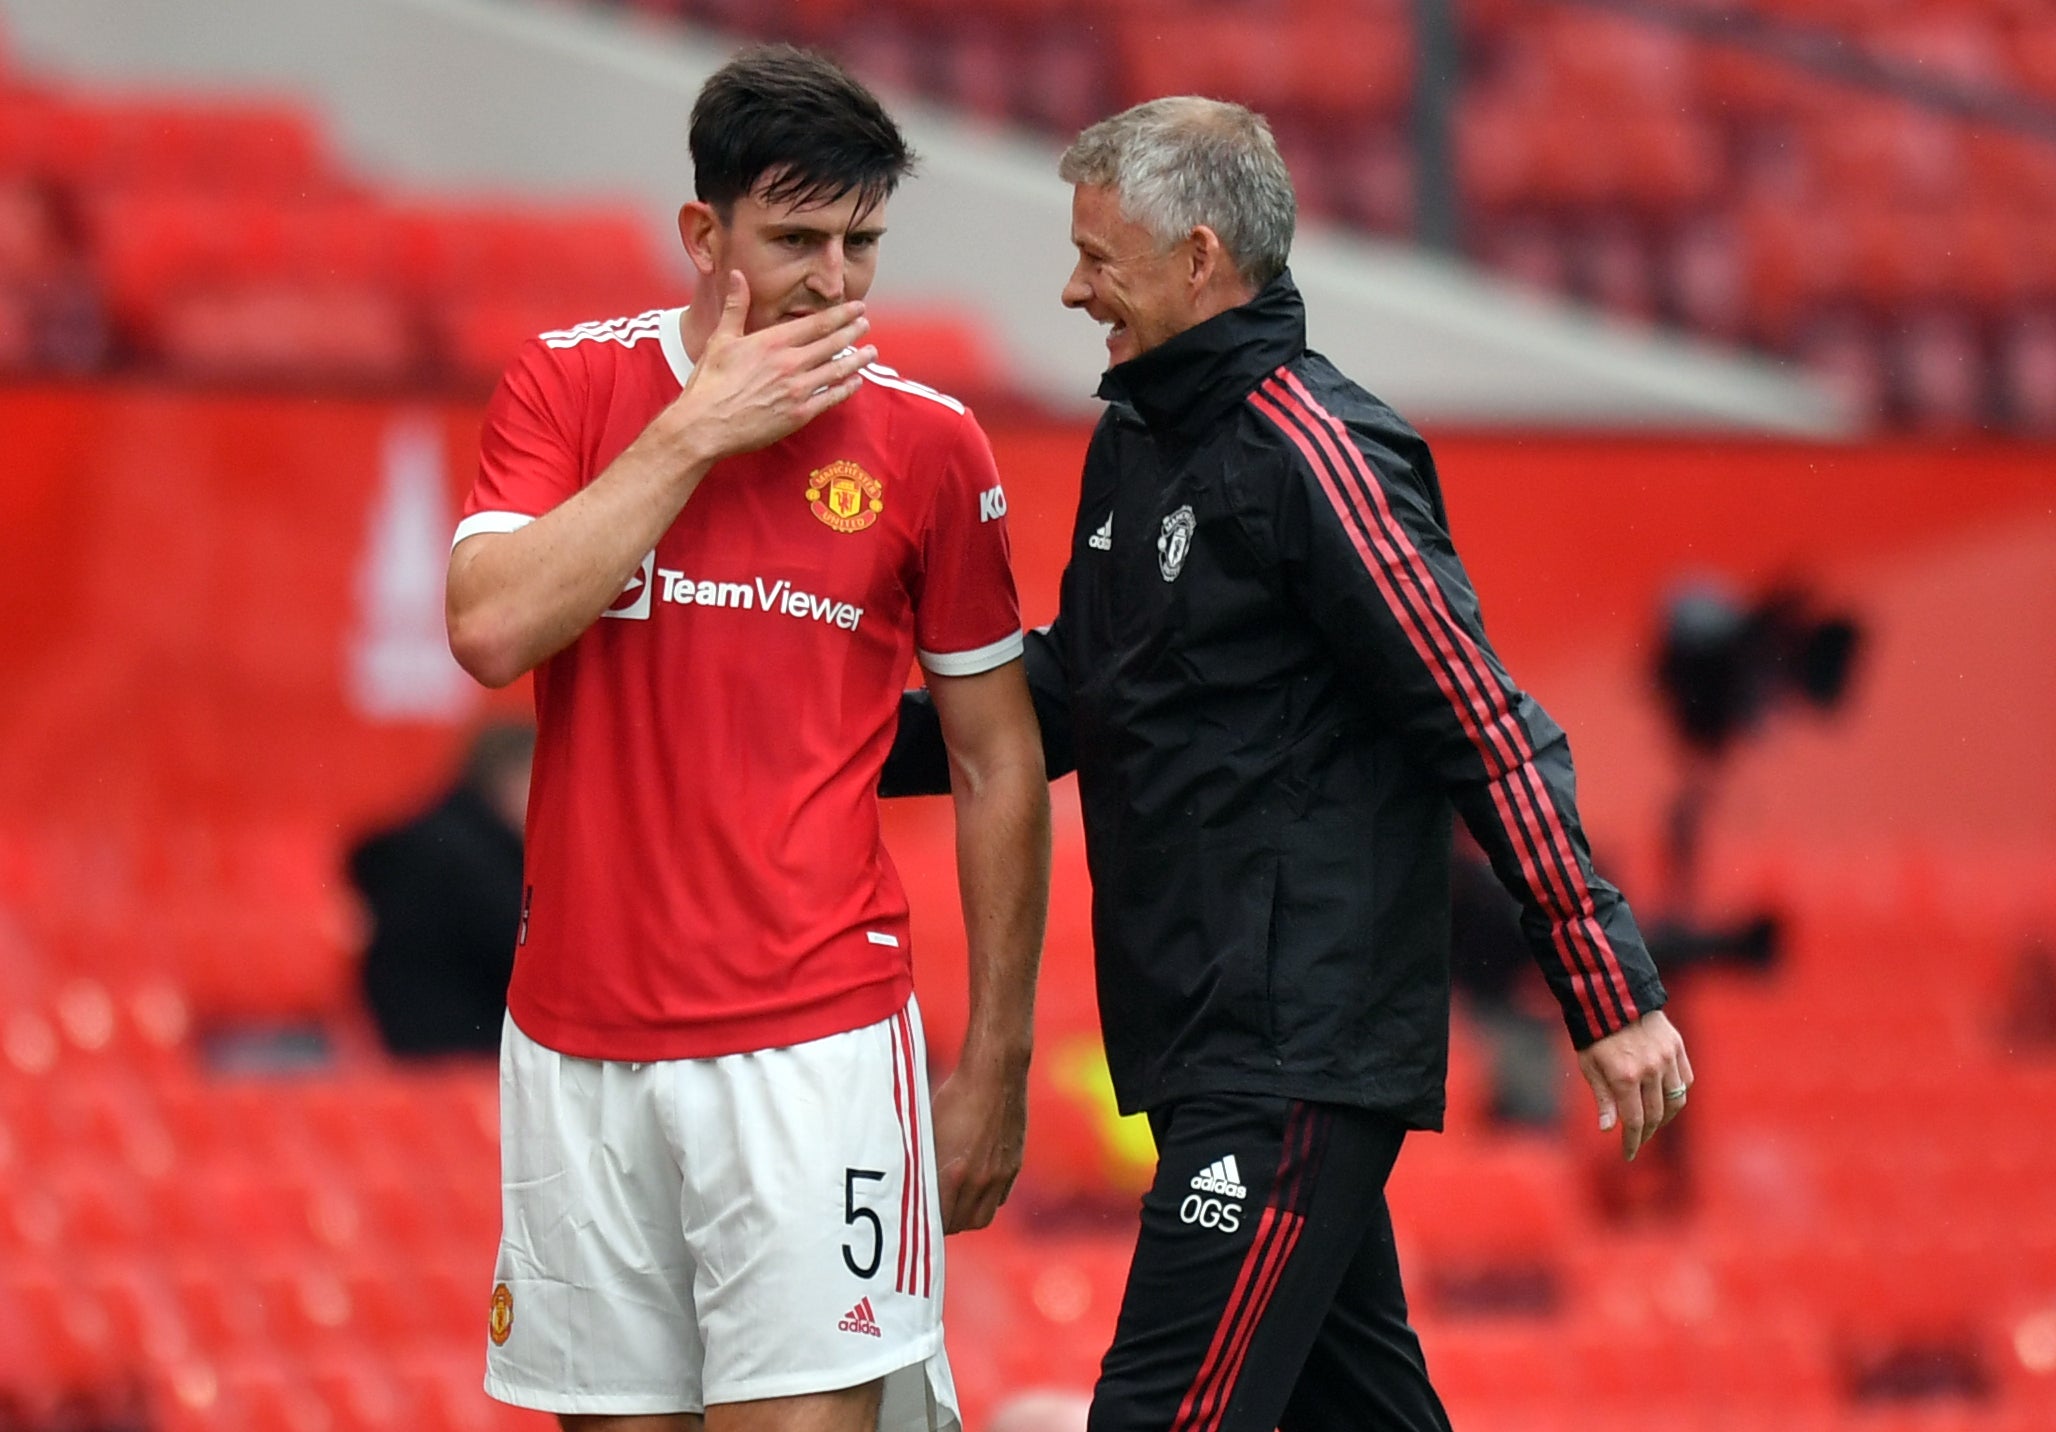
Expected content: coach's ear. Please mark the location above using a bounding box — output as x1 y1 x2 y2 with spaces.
677 201 722 278
1188 225 1252 310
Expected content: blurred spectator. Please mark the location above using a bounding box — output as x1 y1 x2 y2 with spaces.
348 721 533 1056
0 178 109 375
2000 936 2056 1052
1452 829 1779 1131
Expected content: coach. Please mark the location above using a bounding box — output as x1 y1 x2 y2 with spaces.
886 96 1691 1431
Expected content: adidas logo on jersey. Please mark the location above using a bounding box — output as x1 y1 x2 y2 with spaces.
838 1297 883 1338
1189 1155 1246 1199
1088 513 1113 551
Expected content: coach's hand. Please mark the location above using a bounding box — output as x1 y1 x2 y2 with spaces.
670 270 875 459
931 1060 1028 1234
1579 1008 1692 1161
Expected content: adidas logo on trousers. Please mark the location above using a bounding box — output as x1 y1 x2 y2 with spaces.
1189 1155 1246 1199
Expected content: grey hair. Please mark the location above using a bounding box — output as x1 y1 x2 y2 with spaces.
1058 96 1296 290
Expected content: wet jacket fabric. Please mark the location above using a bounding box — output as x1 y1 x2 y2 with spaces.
884 274 1665 1125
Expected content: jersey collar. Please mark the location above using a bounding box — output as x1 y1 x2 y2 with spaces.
660 307 695 387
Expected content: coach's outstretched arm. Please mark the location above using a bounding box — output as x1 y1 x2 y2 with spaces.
879 624 1076 798
1264 421 1690 1160
446 272 876 688
924 658 1051 1233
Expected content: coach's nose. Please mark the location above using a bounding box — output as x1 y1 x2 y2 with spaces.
1062 259 1095 310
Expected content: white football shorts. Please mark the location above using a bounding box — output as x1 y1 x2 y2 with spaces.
484 998 957 1428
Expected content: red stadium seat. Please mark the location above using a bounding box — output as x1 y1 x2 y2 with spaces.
307 1350 422 1430
1862 15 2009 93
1737 200 1857 340
868 307 1006 400
164 1265 274 1362
432 294 665 392
1423 1320 1573 1416
1999 312 2056 431
1804 103 1964 206
393 204 670 309
153 281 419 388
1896 308 1988 430
1115 10 1410 122
934 28 1015 124
1389 1134 1583 1317
1526 8 1696 115
397 1347 546 1432
0 91 332 195
2019 19 2056 105
253 1261 363 1363
42 1155 156 1258
1693 45 1831 124
1964 131 2056 217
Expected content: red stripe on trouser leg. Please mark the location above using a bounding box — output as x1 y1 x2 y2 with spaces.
889 1015 915 1293
895 1010 931 1296
1170 1105 1320 1432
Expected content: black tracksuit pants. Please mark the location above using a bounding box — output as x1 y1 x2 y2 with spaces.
1088 1094 1452 1432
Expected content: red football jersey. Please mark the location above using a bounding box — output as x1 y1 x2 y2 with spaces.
458 308 1023 1060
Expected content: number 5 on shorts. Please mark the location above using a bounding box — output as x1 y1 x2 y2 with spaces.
843 1168 887 1278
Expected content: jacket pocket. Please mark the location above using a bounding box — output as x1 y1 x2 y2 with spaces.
1094 837 1282 1076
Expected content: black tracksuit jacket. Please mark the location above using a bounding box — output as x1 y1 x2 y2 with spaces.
884 274 1666 1127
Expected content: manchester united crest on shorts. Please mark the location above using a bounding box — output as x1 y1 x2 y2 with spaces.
807 460 885 534
488 1283 514 1345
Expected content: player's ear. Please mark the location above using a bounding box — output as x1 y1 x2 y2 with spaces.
677 201 722 277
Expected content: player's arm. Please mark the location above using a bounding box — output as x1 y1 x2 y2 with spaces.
925 657 1051 1233
879 623 1075 798
446 273 877 687
1254 415 1687 1158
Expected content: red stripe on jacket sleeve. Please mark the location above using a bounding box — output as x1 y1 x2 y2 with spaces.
1253 373 1638 1033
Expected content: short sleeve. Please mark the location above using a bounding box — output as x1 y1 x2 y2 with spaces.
456 340 583 547
913 414 1024 676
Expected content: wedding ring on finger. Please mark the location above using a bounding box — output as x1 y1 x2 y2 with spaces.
1663 1086 1688 1103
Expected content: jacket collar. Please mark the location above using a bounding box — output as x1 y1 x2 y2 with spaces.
1095 271 1306 445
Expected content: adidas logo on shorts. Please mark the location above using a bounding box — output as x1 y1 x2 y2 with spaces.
1190 1154 1247 1199
838 1297 883 1338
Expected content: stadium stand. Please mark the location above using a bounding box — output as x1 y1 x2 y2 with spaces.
610 0 2056 431
1 5 2053 1431
0 46 1002 400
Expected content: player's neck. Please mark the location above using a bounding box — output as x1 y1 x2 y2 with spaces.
677 298 718 367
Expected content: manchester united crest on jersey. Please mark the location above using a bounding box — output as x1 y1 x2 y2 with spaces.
807 460 885 534
489 1283 514 1345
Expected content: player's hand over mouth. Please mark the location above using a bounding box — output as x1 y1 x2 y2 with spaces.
671 269 876 457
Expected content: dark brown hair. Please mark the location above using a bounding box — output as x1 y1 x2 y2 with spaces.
690 45 915 219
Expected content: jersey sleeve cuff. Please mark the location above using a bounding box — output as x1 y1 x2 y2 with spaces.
452 511 536 548
918 630 1025 678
